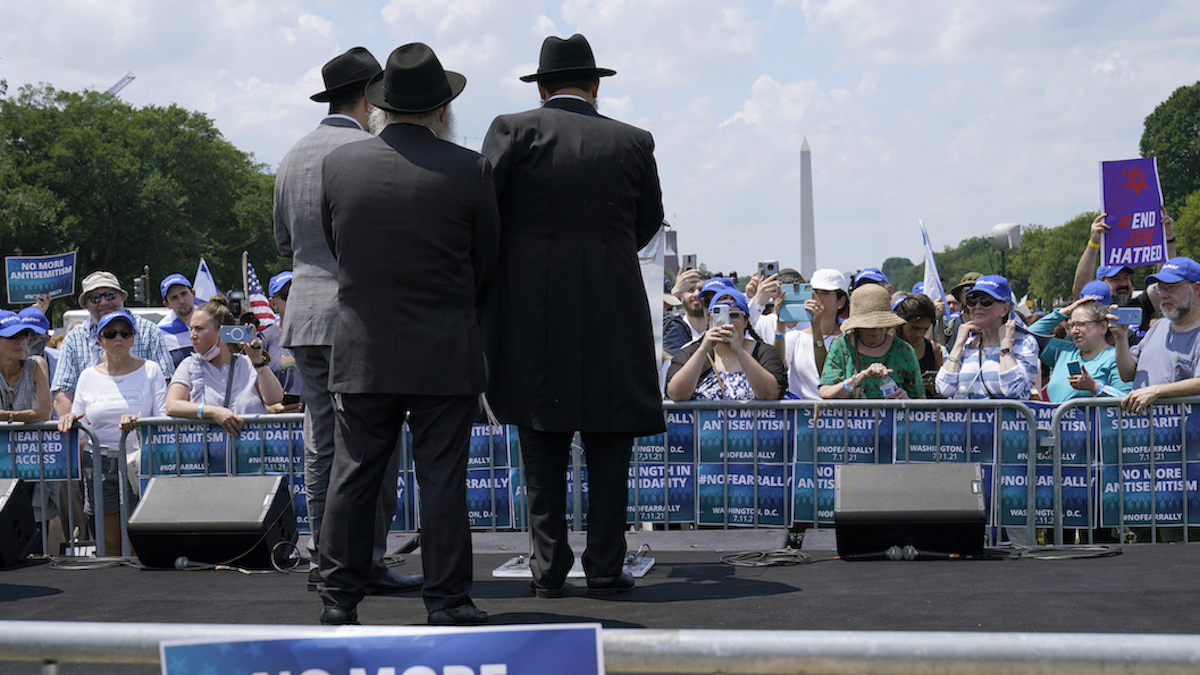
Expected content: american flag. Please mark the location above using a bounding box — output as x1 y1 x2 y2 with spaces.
245 260 278 328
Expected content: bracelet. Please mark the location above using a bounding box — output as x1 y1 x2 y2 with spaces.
999 347 1013 355
1087 240 1101 249
253 360 270 369
843 379 855 393
1167 237 1177 244
7 410 13 423
197 403 205 419
945 356 960 364
775 333 786 340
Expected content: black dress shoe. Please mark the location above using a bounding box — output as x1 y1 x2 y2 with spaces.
319 606 359 625
427 601 488 625
587 572 635 596
307 568 321 592
366 570 424 595
529 580 564 598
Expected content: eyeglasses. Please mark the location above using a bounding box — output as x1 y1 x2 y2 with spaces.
87 290 119 305
100 329 134 340
965 295 997 308
1065 320 1102 331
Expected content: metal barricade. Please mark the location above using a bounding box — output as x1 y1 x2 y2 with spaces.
5 620 1200 674
1049 396 1200 546
0 420 103 558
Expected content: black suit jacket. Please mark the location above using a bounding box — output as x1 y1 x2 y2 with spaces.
322 123 500 395
481 97 665 435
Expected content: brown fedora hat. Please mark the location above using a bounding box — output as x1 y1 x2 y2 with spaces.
310 47 382 102
520 33 616 82
365 43 466 114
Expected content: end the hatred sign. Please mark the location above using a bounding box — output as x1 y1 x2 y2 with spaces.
5 251 77 304
1100 158 1165 268
160 624 603 675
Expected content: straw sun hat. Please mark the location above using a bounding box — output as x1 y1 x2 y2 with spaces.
840 284 907 333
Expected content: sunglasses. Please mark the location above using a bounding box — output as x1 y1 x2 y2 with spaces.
87 290 119 304
276 289 289 301
100 329 134 340
965 294 997 308
727 310 747 319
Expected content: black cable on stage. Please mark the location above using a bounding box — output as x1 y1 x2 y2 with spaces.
44 556 141 570
720 548 838 567
1010 544 1123 560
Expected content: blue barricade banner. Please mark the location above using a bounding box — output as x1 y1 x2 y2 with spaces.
161 624 604 675
467 467 512 528
795 408 895 464
696 408 790 463
791 462 835 524
233 422 303 475
628 460 694 523
4 251 76 304
894 408 996 463
140 424 228 475
0 428 79 480
1099 404 1184 465
1100 462 1200 527
698 462 787 526
999 464 1089 528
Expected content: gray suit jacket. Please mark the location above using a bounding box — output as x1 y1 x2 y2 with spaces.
274 116 371 348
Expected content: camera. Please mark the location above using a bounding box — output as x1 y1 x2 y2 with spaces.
220 324 255 343
758 260 779 278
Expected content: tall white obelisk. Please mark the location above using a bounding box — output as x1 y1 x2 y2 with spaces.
799 137 816 279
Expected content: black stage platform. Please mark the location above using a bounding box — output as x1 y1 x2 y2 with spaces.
2 531 1198 673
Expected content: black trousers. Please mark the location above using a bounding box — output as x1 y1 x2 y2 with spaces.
320 392 476 613
517 427 633 586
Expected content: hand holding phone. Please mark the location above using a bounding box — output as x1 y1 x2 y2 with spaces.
1066 361 1083 377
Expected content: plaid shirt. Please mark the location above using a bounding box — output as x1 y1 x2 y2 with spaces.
50 313 175 394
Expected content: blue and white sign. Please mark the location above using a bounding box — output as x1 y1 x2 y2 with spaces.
160 624 604 675
0 428 79 480
5 251 76 304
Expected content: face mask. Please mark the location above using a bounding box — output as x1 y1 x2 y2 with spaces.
201 343 222 362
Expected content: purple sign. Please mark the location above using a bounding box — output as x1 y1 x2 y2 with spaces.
1100 157 1165 267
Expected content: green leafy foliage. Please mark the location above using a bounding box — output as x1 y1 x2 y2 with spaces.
1140 81 1200 217
0 84 284 311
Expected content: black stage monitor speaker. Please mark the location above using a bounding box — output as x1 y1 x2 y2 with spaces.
834 463 986 560
128 475 296 569
0 478 37 567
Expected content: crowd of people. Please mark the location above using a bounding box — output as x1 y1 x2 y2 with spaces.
662 206 1195 412
2 34 1196 630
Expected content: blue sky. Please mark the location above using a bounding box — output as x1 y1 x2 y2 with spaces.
3 0 1199 278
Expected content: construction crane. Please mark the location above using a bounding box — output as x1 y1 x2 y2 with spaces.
107 71 135 95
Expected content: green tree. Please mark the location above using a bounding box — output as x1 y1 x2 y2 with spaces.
0 84 282 310
1173 186 1200 260
1140 81 1200 216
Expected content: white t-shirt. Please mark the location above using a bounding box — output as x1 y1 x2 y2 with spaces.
783 330 838 399
72 360 167 455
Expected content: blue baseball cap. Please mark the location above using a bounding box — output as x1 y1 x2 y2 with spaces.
1078 280 1113 306
700 277 735 296
1146 257 1200 286
159 273 193 299
0 310 29 338
97 309 136 334
911 281 925 294
17 307 49 335
269 271 294 297
966 275 1012 303
707 288 750 317
854 267 890 289
1095 265 1133 280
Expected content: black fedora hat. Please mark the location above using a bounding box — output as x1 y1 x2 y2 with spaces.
310 47 382 102
365 43 466 114
519 33 616 83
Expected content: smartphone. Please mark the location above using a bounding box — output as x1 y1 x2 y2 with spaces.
1112 306 1142 326
1067 361 1083 377
681 254 697 272
777 283 813 323
758 260 779 278
711 304 730 328
282 393 301 406
219 324 255 343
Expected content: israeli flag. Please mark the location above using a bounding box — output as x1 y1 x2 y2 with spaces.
193 257 221 305
920 220 948 319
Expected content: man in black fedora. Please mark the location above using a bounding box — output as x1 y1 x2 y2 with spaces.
317 42 499 626
274 47 423 599
482 34 665 598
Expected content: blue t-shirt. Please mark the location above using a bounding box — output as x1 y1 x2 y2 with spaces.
1039 338 1130 402
1130 320 1200 388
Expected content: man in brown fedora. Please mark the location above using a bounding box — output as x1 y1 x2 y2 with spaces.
481 34 665 598
274 47 424 599
316 43 499 626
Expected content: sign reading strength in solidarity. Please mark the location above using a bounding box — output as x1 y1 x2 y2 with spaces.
4 251 77 304
160 624 604 675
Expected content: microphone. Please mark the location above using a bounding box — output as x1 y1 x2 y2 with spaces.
175 556 208 570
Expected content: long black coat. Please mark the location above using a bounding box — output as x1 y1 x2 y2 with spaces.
481 97 665 435
322 123 500 395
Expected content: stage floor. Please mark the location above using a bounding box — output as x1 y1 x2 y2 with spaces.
2 530 1198 673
